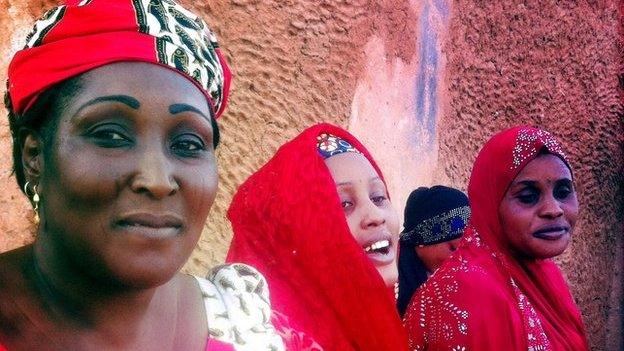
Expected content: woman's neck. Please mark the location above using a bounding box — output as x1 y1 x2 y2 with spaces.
30 233 177 347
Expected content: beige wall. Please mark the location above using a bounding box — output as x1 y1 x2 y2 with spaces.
1 1 621 349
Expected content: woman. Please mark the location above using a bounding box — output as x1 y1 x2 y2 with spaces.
404 126 588 350
0 1 285 350
396 186 470 317
226 124 409 351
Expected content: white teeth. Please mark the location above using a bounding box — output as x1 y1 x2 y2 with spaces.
364 240 390 253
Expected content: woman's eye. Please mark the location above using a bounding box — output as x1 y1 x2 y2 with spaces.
88 125 131 147
516 190 539 205
554 184 573 200
371 195 387 204
171 134 206 155
341 200 353 209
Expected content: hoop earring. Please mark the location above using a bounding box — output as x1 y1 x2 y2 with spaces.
23 181 40 224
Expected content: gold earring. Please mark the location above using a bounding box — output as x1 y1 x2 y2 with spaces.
394 282 399 300
23 181 40 224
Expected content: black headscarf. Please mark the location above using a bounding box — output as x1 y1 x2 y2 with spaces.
396 186 470 317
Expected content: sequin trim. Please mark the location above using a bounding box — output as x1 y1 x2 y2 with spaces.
406 257 471 347
511 128 567 170
511 279 551 351
401 206 471 245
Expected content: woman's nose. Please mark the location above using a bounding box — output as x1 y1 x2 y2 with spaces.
361 200 386 229
539 195 564 219
129 148 179 199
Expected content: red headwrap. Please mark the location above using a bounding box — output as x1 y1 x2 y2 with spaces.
405 126 588 350
226 123 409 351
7 0 231 118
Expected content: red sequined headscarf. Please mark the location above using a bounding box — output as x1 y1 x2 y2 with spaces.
405 126 588 351
6 0 231 118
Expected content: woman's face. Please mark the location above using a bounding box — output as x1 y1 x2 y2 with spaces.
498 154 578 259
415 237 461 273
325 152 400 287
38 62 217 287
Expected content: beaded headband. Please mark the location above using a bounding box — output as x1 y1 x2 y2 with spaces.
401 205 471 246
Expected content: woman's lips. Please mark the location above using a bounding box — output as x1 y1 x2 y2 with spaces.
115 213 183 238
362 236 396 265
532 226 569 240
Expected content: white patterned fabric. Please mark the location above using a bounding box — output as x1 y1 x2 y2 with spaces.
194 263 285 351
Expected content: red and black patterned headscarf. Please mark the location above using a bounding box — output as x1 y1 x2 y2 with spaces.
7 0 231 118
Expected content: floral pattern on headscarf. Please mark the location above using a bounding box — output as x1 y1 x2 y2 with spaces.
316 133 362 159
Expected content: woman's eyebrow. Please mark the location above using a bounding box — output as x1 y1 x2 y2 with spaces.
169 103 210 121
78 94 141 112
512 180 537 187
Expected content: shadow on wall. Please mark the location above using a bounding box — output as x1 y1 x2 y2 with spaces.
348 0 450 221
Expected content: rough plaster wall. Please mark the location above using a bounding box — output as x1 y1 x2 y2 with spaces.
0 0 621 350
185 0 419 273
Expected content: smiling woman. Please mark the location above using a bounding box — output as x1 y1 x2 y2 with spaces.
404 126 588 351
0 1 287 350
36 63 217 288
226 123 409 351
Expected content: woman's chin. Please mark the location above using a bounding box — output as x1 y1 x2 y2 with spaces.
96 256 184 290
377 265 398 288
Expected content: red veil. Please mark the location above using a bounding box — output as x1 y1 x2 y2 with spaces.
404 126 588 350
226 123 408 351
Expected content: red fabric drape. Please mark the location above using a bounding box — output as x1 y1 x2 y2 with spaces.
404 126 588 350
226 123 408 351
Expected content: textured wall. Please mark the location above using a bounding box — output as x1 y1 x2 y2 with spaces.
0 0 621 350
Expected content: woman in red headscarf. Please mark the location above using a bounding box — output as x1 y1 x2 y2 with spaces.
404 126 588 350
226 123 409 351
0 1 288 350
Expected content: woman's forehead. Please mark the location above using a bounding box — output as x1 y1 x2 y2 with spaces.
66 63 210 114
324 153 380 184
512 154 572 184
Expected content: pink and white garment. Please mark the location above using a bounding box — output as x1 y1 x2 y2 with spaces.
197 263 322 351
196 264 286 351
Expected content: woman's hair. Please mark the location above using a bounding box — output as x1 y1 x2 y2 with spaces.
7 76 83 193
6 75 220 194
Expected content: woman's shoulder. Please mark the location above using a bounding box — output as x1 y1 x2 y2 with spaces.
405 252 513 329
404 252 521 350
417 250 509 299
0 246 34 301
0 246 52 349
194 263 285 351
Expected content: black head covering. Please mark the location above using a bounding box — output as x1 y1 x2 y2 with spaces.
396 186 470 317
